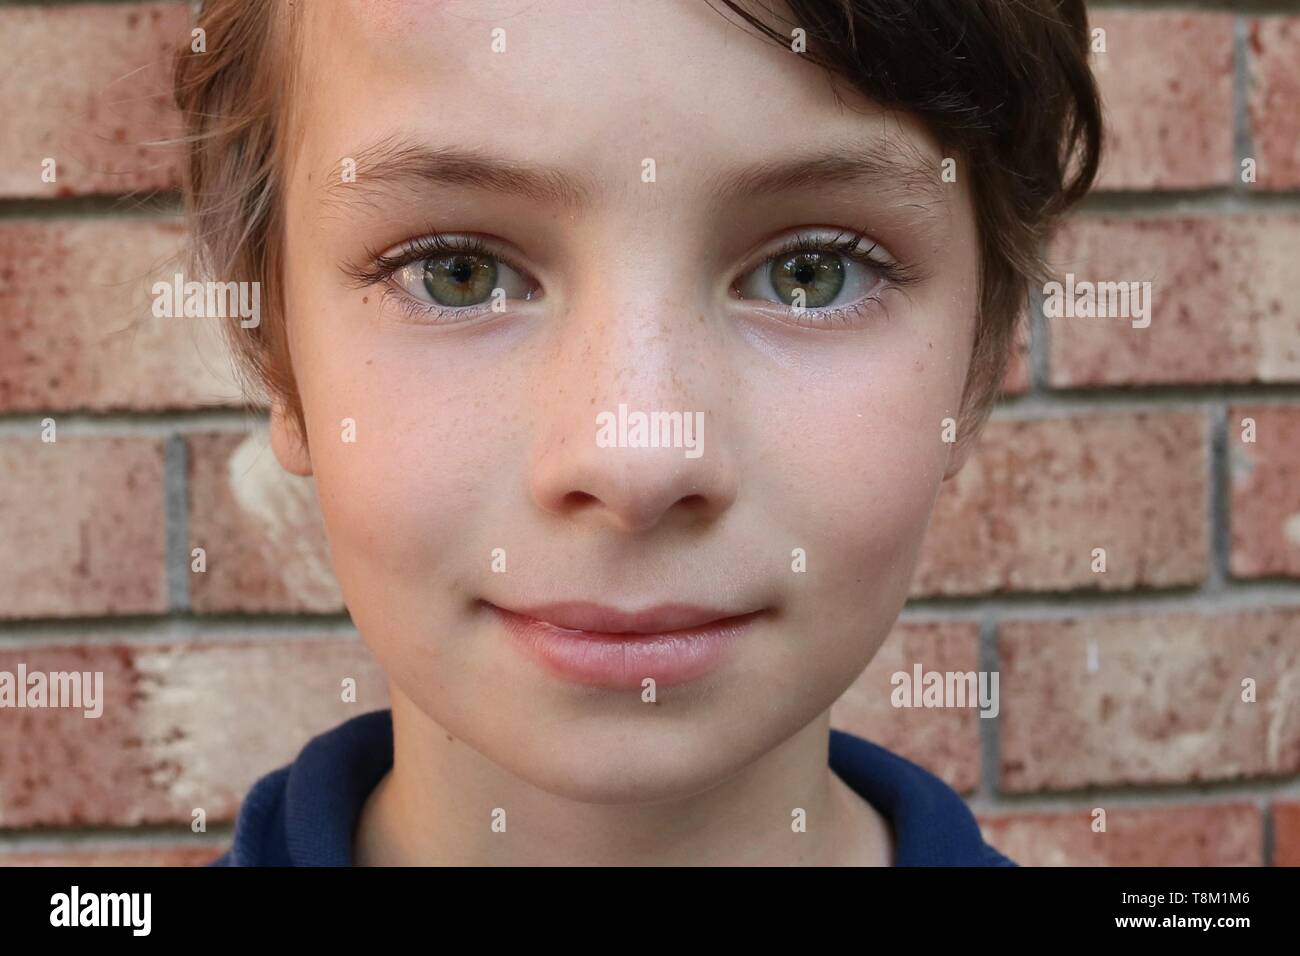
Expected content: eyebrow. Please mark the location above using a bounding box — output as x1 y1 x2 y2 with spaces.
320 133 947 213
321 134 595 211
706 138 948 209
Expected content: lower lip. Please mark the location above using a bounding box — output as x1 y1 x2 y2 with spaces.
491 606 758 689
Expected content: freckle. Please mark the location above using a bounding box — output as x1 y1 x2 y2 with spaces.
362 296 369 304
445 734 454 743
927 341 933 350
366 359 373 366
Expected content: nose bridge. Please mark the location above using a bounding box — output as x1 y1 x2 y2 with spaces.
526 265 738 534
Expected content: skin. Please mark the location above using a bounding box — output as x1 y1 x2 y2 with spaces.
271 0 980 865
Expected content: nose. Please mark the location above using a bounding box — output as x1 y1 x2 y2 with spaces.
527 296 740 535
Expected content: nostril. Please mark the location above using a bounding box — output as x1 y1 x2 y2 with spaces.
561 490 599 510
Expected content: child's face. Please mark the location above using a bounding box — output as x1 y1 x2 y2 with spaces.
276 0 979 800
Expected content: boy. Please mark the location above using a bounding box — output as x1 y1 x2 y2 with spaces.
176 0 1101 865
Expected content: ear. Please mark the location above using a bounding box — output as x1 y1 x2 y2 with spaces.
942 422 978 481
270 400 313 476
946 434 977 481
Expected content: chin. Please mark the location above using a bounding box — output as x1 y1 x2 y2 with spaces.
491 719 757 806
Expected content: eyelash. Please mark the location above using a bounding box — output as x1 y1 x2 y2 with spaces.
743 229 921 329
344 228 919 327
342 232 535 323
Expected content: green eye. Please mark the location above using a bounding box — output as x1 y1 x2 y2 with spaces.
769 252 845 308
422 254 500 307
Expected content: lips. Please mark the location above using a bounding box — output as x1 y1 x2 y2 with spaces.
486 600 762 688
498 601 750 635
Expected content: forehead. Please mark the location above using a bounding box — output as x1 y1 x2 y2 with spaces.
292 0 945 193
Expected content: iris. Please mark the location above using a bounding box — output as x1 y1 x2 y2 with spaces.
769 251 845 308
422 254 499 307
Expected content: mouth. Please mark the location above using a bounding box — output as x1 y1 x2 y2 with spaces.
484 600 764 689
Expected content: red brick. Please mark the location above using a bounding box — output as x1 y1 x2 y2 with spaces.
1089 11 1234 191
187 432 344 613
1275 800 1300 866
831 621 981 793
1046 215 1300 388
913 411 1208 596
999 608 1300 792
0 639 387 828
0 436 166 618
0 2 187 198
1248 17 1300 190
0 219 243 412
0 845 222 867
978 803 1262 867
1229 404 1300 579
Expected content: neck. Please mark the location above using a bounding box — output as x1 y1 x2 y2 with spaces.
354 690 892 866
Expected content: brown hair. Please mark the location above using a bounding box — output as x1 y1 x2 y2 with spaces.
174 0 1102 455
713 0 1102 454
173 0 304 430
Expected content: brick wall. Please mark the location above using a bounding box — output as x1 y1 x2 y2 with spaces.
0 0 1297 866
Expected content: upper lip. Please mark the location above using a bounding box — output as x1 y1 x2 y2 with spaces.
491 601 758 634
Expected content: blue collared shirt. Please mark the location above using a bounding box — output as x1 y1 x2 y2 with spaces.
212 709 1015 866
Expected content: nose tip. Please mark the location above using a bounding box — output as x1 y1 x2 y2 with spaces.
554 485 718 535
529 421 737 534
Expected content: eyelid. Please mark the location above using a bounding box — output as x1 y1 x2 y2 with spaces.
745 296 890 331
730 228 922 331
736 227 899 277
734 229 918 299
377 283 503 326
341 231 539 292
340 231 542 327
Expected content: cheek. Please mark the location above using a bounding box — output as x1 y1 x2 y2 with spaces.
286 301 507 593
753 333 965 595
743 333 967 701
